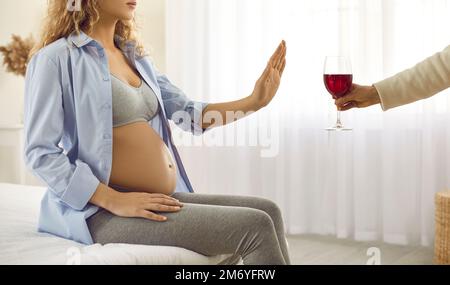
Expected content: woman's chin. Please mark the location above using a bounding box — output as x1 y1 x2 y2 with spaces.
119 13 135 21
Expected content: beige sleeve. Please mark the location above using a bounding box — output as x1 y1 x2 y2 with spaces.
373 45 450 111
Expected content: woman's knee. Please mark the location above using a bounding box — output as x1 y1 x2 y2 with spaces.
240 208 275 233
252 197 283 222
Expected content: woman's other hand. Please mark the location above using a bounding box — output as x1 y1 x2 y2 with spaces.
335 84 382 111
90 183 184 221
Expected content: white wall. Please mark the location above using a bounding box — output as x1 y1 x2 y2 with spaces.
0 0 167 184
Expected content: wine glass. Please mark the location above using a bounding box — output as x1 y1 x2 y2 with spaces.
323 56 353 131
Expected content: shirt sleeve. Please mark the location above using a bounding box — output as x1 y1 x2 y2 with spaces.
23 52 100 211
373 45 450 111
153 66 212 136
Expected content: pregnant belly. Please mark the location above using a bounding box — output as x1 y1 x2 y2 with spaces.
108 121 177 195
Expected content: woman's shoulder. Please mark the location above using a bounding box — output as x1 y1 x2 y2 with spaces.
30 37 71 66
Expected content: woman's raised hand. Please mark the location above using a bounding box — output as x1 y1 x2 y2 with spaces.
250 40 287 109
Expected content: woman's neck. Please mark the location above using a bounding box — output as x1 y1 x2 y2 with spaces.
89 15 118 51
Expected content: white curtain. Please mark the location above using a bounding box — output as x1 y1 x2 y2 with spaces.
165 0 450 247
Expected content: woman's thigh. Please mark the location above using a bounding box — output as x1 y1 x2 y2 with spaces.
171 192 283 221
86 203 273 257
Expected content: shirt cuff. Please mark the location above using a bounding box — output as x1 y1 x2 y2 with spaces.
60 159 100 211
188 101 213 136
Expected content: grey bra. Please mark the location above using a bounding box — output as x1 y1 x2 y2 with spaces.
110 73 160 127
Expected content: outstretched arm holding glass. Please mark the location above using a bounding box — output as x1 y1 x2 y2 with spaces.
335 45 450 111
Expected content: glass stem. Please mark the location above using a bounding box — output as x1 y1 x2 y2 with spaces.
336 110 343 128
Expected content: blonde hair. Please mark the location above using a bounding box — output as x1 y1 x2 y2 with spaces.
0 0 146 77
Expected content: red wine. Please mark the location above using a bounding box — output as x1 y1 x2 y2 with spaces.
323 74 353 99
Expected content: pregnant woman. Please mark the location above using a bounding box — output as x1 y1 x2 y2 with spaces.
19 0 289 264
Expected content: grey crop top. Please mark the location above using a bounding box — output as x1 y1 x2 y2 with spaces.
110 73 160 127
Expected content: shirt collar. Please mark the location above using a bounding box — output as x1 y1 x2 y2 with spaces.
68 30 92 48
68 30 137 53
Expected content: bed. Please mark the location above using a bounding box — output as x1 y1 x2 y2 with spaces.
0 183 241 265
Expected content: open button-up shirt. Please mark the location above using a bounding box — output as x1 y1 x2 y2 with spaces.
23 31 210 245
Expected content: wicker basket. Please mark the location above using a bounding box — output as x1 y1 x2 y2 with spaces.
434 191 450 265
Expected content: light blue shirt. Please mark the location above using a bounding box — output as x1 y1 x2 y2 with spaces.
23 31 210 245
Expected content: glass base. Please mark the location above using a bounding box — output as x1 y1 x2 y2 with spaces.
326 110 352 131
325 125 353 131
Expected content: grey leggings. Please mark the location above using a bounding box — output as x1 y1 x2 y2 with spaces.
86 190 291 265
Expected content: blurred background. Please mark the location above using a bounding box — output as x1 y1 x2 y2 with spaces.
1 0 450 257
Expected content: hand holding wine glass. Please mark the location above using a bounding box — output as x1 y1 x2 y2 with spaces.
323 56 353 131
334 84 382 111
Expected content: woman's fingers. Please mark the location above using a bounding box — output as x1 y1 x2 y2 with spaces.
269 41 283 64
259 40 286 82
147 198 183 207
269 40 286 67
263 66 274 81
279 58 286 76
146 203 182 213
139 210 168 222
142 193 184 207
148 193 180 202
275 44 286 70
147 193 172 199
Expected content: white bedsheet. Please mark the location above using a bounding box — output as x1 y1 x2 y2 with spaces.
0 183 239 265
